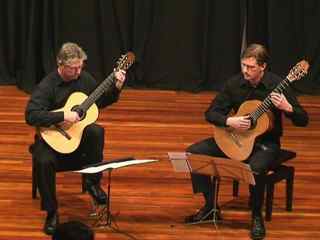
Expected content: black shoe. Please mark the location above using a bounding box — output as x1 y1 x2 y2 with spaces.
43 211 59 235
87 184 107 205
250 215 266 240
185 206 222 224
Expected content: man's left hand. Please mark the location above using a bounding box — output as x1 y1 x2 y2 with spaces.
270 92 293 112
114 69 126 90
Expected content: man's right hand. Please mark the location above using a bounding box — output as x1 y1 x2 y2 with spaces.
63 111 80 124
226 115 251 130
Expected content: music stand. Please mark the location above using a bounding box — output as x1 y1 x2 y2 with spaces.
168 152 255 225
75 157 158 228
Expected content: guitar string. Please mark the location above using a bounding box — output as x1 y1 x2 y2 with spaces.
79 60 133 112
231 78 291 148
249 78 290 120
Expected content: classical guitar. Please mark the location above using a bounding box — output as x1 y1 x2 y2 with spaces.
214 60 309 161
39 52 135 154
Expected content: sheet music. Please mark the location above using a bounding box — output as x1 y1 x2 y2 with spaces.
168 152 256 185
170 159 191 172
168 152 189 160
213 159 255 185
168 152 192 172
74 159 158 174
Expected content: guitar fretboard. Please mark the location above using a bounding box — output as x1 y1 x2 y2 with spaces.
79 73 115 112
249 78 291 121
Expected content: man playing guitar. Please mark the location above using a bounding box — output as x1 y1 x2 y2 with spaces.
25 42 126 235
185 43 308 240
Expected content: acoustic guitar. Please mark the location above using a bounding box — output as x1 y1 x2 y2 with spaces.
214 60 309 161
39 52 135 154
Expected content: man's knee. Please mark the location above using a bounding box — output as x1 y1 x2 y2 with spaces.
186 143 200 154
33 142 56 167
250 163 268 175
85 124 104 139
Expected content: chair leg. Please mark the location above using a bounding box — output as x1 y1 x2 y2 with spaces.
232 164 295 222
232 180 239 197
32 158 37 199
32 149 88 199
286 167 294 211
82 174 87 193
265 182 274 222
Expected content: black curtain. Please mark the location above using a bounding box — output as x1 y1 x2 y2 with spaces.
0 0 244 93
0 0 319 94
0 0 60 92
247 0 320 94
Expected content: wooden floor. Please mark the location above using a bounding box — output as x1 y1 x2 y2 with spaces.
0 86 319 240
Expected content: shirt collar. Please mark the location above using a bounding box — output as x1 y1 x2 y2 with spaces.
239 72 274 89
54 70 65 86
55 70 79 86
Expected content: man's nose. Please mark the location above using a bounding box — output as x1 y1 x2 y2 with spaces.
242 67 248 74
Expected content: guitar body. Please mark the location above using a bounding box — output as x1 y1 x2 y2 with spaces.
39 92 99 154
214 100 273 161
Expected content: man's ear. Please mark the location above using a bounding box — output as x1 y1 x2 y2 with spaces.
261 63 267 71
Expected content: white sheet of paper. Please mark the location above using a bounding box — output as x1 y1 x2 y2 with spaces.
74 159 158 174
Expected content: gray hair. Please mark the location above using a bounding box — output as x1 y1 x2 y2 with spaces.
56 42 87 66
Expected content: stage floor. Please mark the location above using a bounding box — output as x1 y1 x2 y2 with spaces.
0 86 319 240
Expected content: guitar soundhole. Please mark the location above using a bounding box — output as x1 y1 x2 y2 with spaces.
71 105 86 120
249 116 257 130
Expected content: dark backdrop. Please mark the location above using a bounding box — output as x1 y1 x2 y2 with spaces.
0 0 319 94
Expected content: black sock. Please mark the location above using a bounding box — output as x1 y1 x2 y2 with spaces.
47 210 56 218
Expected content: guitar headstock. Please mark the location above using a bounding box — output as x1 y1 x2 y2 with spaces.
115 52 135 72
287 60 310 82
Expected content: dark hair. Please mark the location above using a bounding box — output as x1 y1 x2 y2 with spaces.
240 43 269 66
52 221 94 240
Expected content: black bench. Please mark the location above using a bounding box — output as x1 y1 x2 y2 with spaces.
29 144 86 199
232 149 296 221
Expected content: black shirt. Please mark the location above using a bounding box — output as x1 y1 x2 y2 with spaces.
205 71 308 144
25 70 120 127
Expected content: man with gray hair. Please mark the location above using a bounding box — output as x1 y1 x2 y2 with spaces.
25 42 126 235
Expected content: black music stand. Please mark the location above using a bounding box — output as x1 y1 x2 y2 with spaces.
75 157 158 228
168 152 255 225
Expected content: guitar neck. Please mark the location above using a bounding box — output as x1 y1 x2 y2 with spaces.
249 77 291 121
79 72 115 112
75 52 135 114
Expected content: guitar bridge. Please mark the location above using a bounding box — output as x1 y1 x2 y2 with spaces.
229 131 242 147
54 125 72 140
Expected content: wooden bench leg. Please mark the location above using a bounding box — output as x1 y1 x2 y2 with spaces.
32 157 37 199
233 180 239 197
286 167 294 211
82 174 87 193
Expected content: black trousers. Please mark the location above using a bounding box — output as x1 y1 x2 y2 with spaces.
186 137 280 216
33 124 105 212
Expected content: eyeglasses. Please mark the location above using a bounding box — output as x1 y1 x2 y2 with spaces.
241 62 259 71
64 63 84 71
